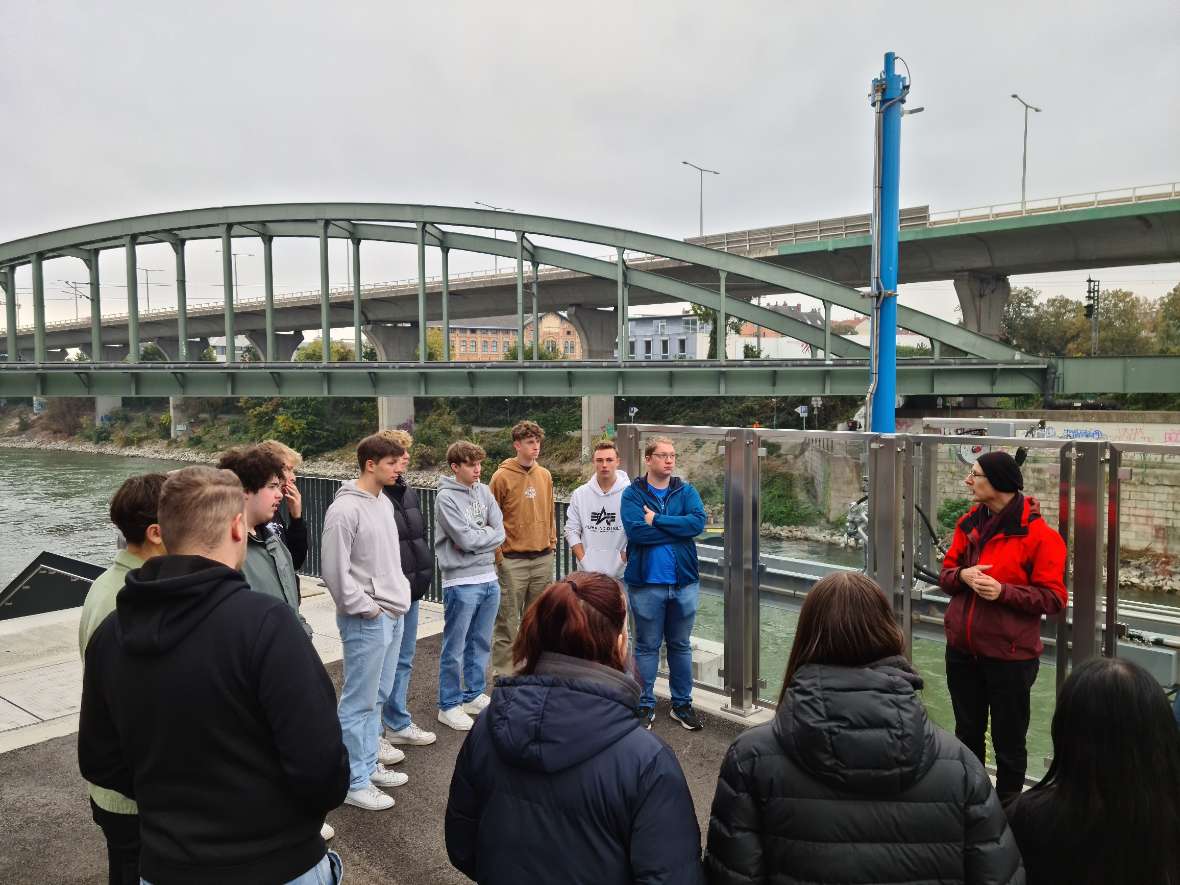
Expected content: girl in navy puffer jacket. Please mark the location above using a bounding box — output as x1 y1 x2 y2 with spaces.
445 571 703 885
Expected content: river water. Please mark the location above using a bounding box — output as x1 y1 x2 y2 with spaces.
0 449 187 587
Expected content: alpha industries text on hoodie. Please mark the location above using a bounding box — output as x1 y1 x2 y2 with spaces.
564 470 630 578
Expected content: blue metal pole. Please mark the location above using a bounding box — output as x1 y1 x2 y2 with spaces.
870 51 906 433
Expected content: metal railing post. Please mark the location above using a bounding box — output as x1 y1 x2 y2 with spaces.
1055 442 1074 691
900 437 915 657
1104 445 1122 657
721 428 762 714
916 439 937 574
867 435 904 646
1070 440 1105 666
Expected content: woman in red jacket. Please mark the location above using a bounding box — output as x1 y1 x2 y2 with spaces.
940 449 1067 802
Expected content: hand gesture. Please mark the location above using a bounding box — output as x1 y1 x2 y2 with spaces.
961 564 1002 600
284 479 302 519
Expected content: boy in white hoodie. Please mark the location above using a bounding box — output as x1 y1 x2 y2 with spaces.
564 440 630 579
321 434 412 812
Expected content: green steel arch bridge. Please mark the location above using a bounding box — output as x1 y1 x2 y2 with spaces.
0 198 1177 400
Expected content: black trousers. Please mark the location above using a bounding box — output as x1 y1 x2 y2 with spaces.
90 799 140 885
945 646 1040 801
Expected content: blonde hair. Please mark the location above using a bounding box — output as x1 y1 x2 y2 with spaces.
259 439 303 469
158 466 245 553
378 429 414 449
644 436 676 458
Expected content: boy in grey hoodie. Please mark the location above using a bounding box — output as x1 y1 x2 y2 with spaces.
321 434 413 812
434 440 505 732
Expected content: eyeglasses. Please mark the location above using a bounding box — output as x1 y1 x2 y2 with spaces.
649 453 676 461
968 470 986 479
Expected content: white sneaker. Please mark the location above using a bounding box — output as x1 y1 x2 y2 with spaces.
320 821 335 841
438 706 475 731
386 722 438 746
378 737 405 765
462 693 492 716
344 784 394 811
369 764 409 788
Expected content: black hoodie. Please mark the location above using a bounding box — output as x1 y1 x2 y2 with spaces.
78 555 349 885
704 657 1025 885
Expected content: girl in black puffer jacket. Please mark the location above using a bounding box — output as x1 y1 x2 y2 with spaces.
705 572 1024 885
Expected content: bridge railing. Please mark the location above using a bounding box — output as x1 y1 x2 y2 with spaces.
927 180 1180 226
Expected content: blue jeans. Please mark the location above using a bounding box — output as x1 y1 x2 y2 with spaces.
627 582 700 708
143 851 342 885
439 580 500 711
381 598 420 732
336 610 404 791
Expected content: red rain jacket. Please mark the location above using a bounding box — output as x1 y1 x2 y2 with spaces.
940 495 1067 661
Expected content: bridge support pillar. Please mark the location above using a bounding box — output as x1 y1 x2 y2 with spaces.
366 323 418 431
152 339 188 438
953 272 1010 340
245 330 303 362
95 396 122 425
567 307 618 455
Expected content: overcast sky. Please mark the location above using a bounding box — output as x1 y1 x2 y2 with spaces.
2 0 1177 329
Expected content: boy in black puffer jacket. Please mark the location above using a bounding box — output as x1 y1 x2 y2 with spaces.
380 430 439 748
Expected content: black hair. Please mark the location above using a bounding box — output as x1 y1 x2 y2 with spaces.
1007 657 1180 884
216 445 285 493
109 473 167 544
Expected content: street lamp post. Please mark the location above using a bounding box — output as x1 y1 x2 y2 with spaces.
215 250 255 304
1011 93 1042 212
139 267 162 314
681 160 720 237
474 202 515 273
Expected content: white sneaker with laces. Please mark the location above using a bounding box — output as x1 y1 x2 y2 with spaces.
438 706 475 731
386 722 438 746
462 693 492 716
320 821 335 841
344 784 394 811
378 737 405 765
369 764 409 788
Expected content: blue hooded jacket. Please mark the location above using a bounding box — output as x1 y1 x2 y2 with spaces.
445 656 703 885
620 475 706 588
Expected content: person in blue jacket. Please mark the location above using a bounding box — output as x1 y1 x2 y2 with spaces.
445 571 704 885
621 436 708 731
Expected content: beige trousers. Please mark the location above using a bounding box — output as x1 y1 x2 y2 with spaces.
492 553 554 676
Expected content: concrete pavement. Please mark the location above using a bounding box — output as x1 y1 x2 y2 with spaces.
0 580 751 883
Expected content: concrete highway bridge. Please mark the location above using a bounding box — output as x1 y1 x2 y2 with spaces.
0 183 1177 433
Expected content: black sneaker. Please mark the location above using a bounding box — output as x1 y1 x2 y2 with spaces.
635 706 655 729
670 704 704 731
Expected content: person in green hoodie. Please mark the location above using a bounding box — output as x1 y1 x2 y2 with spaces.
78 472 168 885
218 445 312 638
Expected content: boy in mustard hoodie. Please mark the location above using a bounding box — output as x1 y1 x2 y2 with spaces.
488 420 556 676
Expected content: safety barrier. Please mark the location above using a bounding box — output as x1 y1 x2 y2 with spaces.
295 427 1180 733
